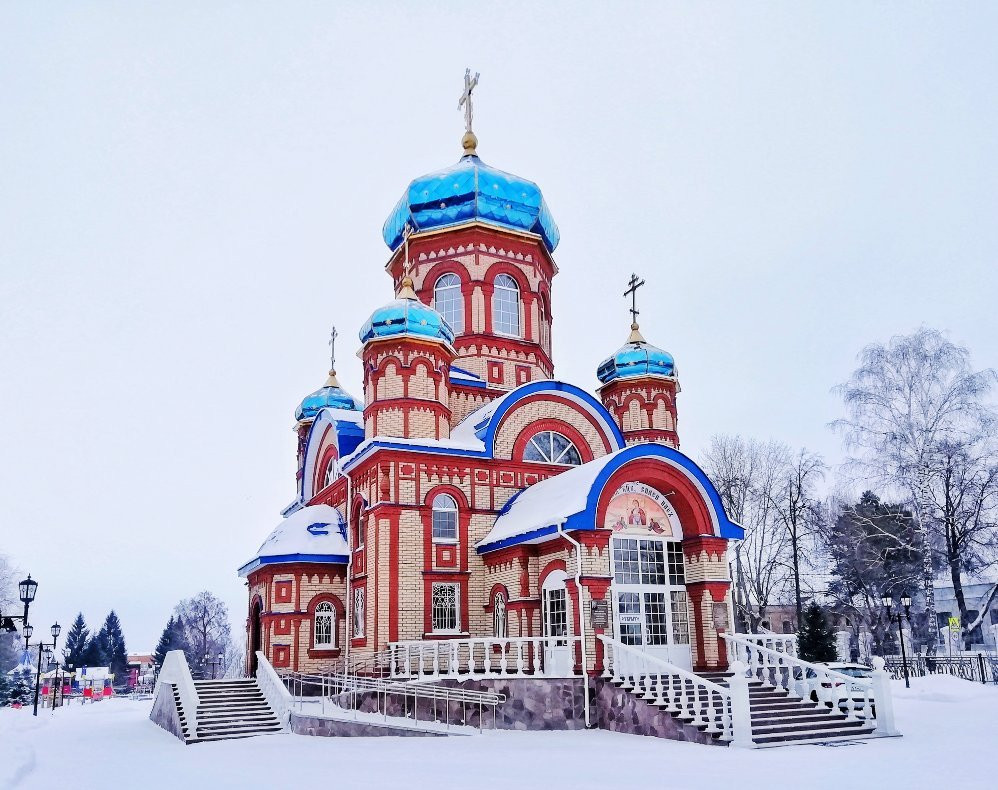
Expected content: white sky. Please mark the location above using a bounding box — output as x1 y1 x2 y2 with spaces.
1 3 995 651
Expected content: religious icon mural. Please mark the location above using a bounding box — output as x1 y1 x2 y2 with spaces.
604 482 681 537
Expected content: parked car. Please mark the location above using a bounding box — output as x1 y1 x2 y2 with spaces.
805 662 875 715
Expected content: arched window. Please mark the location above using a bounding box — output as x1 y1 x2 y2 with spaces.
492 274 520 337
432 493 458 541
322 456 337 489
314 601 335 649
523 431 582 465
493 591 507 639
433 273 464 333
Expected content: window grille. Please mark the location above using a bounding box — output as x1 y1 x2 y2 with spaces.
432 583 459 632
670 590 691 644
643 592 670 646
433 273 464 333
616 592 642 645
666 542 685 585
353 588 365 637
492 274 520 336
314 601 335 648
431 494 458 541
523 431 583 465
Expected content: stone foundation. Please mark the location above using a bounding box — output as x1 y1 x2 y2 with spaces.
434 677 587 731
592 677 725 745
290 712 445 737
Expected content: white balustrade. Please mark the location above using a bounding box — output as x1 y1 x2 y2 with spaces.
734 633 798 657
155 649 201 737
388 636 582 679
599 635 747 745
723 633 888 732
256 650 294 730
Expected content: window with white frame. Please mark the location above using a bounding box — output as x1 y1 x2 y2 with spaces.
314 601 335 648
432 583 460 633
322 456 337 489
492 274 520 337
431 493 458 541
353 588 365 637
433 273 464 333
493 591 507 639
523 430 582 466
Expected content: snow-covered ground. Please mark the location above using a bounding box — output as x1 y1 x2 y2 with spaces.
1 676 992 790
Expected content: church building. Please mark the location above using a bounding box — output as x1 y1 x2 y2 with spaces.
238 74 744 716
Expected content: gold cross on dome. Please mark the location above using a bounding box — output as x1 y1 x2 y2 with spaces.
624 273 645 325
458 68 480 134
328 325 338 371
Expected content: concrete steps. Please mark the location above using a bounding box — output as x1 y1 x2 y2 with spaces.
179 679 283 744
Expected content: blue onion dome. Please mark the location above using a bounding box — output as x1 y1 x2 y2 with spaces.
597 323 676 384
359 276 456 346
295 370 362 422
382 141 559 253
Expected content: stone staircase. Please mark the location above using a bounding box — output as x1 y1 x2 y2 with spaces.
699 671 877 747
178 679 284 744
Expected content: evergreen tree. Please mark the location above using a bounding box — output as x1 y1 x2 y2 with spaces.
97 611 128 681
798 601 839 662
81 635 107 668
63 613 90 667
0 671 11 706
153 616 176 670
8 667 33 706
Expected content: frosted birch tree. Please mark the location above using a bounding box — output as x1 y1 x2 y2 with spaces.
833 328 996 654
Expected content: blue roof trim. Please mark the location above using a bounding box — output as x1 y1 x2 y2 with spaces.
237 552 349 576
477 381 627 451
449 364 487 389
334 420 365 457
342 439 488 472
476 443 744 555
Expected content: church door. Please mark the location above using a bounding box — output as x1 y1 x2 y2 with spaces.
541 570 573 676
611 536 692 670
250 600 262 677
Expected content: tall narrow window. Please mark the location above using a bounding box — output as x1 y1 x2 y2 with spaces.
432 583 460 633
314 602 335 648
492 274 520 337
493 592 507 639
432 494 458 541
322 457 337 489
433 273 464 333
353 588 365 637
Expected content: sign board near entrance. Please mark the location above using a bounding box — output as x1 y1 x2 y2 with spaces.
604 482 681 538
590 600 609 628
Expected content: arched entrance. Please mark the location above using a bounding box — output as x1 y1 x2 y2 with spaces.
541 569 573 676
603 482 692 670
249 599 262 676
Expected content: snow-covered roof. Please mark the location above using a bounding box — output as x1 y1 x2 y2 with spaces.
238 504 349 576
449 365 486 389
341 434 486 471
477 453 621 551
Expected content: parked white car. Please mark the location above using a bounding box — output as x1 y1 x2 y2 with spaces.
804 662 874 715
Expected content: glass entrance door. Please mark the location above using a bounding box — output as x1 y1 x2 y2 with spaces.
542 571 573 676
611 537 691 670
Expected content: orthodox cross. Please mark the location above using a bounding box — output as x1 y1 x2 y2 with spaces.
458 68 480 134
328 326 338 371
624 273 645 324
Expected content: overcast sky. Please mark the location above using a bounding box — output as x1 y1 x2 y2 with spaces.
1 2 995 651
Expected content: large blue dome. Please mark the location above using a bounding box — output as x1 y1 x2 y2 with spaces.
295 374 362 422
597 335 676 384
359 290 456 346
382 154 560 253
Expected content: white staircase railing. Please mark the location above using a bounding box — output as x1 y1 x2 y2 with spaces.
155 650 200 737
255 650 293 730
388 636 582 679
723 633 898 736
732 633 797 657
599 635 753 747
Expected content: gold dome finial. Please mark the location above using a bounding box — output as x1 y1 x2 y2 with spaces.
397 274 417 300
628 321 646 344
324 369 341 388
462 131 478 157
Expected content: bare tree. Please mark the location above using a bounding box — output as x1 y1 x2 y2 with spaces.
0 555 21 672
174 591 233 675
926 437 998 647
701 435 793 632
833 328 996 654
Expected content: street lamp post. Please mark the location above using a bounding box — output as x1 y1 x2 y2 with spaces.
882 595 913 689
205 652 224 680
29 622 61 716
2 574 39 639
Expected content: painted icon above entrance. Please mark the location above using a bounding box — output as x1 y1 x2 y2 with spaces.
604 482 682 538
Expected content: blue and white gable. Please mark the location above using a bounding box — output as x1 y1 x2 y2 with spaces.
298 407 365 504
238 504 349 576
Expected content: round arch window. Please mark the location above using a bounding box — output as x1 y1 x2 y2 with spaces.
523 431 582 465
433 273 464 333
432 493 458 541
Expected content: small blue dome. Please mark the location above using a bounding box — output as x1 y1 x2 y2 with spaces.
359 292 456 346
382 154 560 253
296 374 362 422
597 338 676 384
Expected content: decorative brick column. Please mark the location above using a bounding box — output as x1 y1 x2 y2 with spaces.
683 535 731 672
581 576 612 674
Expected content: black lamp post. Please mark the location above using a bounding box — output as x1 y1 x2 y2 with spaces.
1 574 38 636
205 652 224 680
29 622 61 716
22 623 34 651
882 594 913 688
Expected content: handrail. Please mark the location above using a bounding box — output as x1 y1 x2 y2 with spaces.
282 669 504 732
598 635 749 745
256 650 293 729
389 636 583 678
733 633 798 657
155 650 200 737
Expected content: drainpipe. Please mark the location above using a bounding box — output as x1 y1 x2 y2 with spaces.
557 518 590 728
344 469 353 672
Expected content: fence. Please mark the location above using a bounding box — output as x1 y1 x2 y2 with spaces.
883 652 998 684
